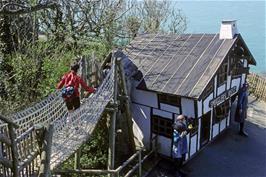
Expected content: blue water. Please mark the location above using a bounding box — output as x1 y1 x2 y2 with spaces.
175 1 266 74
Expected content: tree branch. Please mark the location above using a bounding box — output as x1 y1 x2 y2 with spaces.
0 2 58 16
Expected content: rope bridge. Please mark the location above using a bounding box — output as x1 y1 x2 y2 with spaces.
0 62 115 176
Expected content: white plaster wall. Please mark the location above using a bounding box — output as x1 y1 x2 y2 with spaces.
227 75 231 90
243 59 248 67
153 109 172 120
203 94 213 114
181 98 195 118
131 82 158 108
212 123 219 138
190 135 197 157
231 77 241 91
197 100 202 118
132 103 151 148
156 135 172 157
217 84 226 95
197 118 201 151
185 135 189 160
160 103 180 114
227 111 231 126
241 73 246 87
220 118 227 132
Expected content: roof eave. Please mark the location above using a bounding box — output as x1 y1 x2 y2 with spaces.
238 34 257 65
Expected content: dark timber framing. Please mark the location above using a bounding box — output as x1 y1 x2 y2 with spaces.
125 32 256 163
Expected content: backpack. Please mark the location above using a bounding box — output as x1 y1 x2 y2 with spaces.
61 85 75 98
61 72 76 99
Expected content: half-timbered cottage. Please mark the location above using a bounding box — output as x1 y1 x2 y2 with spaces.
118 20 256 160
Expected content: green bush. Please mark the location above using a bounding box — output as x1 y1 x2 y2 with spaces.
0 38 110 115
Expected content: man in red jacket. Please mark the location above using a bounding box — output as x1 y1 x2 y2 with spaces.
57 62 96 111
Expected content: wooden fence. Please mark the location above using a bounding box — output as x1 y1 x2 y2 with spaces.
247 72 266 102
53 135 158 177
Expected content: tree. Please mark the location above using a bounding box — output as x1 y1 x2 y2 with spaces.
124 0 187 37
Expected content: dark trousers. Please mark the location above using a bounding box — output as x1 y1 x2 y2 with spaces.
240 122 245 132
174 154 186 170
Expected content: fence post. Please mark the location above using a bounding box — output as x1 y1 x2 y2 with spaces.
80 57 86 99
38 123 54 177
155 136 158 158
138 150 142 177
117 58 135 153
74 148 81 170
8 124 19 177
108 56 118 177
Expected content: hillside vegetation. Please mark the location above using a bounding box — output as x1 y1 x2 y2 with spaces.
0 0 186 170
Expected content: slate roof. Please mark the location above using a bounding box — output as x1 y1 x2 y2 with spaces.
123 33 256 99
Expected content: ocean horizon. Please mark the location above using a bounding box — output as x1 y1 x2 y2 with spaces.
174 1 266 74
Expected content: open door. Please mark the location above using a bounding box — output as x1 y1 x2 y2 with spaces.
200 111 211 148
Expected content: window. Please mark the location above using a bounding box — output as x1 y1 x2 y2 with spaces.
230 57 244 76
152 115 173 138
202 80 213 100
158 93 181 107
214 100 229 124
217 62 228 86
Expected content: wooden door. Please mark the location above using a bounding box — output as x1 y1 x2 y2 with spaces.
200 111 211 148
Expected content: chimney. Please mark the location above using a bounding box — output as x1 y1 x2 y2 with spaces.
219 20 239 39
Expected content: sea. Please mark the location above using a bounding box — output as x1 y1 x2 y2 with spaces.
174 0 266 74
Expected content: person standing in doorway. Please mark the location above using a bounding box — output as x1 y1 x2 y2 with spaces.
235 82 249 137
172 115 188 177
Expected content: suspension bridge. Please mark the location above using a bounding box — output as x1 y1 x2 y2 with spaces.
0 56 137 177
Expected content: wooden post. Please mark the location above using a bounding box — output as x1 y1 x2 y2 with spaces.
117 58 136 153
74 148 81 170
108 57 118 177
138 150 142 177
154 135 158 159
80 57 86 99
87 58 92 86
38 123 54 177
92 52 96 87
8 124 19 177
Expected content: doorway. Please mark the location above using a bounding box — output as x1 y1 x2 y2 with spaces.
200 111 211 148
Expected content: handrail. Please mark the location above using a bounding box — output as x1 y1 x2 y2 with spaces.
52 135 159 177
0 114 19 128
15 126 35 143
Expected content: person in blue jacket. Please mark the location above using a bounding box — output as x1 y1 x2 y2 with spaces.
172 115 188 177
235 82 249 137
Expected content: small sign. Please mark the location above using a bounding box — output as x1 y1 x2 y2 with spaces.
209 86 237 107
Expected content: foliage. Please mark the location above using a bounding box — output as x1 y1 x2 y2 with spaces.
80 115 109 169
0 39 110 115
0 0 187 172
125 16 141 38
124 0 187 34
60 115 109 174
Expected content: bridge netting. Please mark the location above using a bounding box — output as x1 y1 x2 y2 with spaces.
0 63 115 171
